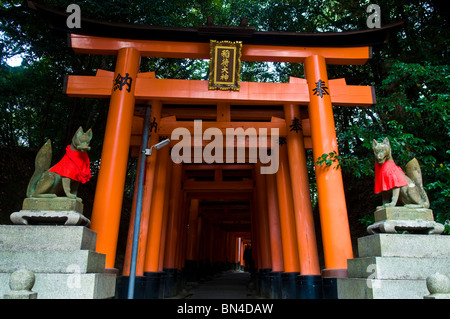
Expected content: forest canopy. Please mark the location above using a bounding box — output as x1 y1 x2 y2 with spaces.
0 0 449 234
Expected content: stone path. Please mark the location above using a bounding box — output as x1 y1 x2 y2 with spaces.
185 271 254 299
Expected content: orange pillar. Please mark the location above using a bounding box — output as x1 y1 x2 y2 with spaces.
283 103 320 276
240 240 245 268
275 146 300 273
265 173 284 272
304 55 353 276
235 235 240 267
123 101 162 276
177 193 190 270
143 145 170 273
90 47 140 269
198 218 205 268
158 158 172 272
254 166 272 271
251 190 261 271
163 162 183 270
185 199 200 261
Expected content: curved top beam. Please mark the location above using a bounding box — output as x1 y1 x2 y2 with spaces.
28 1 403 48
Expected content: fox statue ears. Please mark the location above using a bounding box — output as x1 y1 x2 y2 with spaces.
75 126 93 140
372 137 390 148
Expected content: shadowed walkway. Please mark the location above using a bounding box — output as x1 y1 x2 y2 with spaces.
185 271 255 299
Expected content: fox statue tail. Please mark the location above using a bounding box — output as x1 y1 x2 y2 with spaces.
405 158 430 209
26 139 52 197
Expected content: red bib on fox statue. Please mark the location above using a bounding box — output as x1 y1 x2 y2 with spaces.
374 160 408 194
49 145 91 183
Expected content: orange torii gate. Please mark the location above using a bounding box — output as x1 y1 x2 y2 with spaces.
29 1 402 299
64 34 376 275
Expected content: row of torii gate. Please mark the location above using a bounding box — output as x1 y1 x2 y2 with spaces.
31 2 401 299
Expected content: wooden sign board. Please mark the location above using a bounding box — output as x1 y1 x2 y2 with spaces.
209 40 242 91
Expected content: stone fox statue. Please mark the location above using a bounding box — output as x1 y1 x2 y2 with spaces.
26 127 92 201
372 137 429 209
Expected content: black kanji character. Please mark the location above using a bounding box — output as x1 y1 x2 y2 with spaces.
277 137 287 146
312 79 329 98
289 117 302 133
113 73 133 92
149 117 158 133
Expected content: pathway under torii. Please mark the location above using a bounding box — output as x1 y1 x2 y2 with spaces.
29 1 402 299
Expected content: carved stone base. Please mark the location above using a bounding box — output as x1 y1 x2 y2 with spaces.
22 197 83 214
367 207 444 235
10 210 90 227
12 197 90 226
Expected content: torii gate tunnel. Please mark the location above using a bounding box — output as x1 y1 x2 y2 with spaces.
30 2 402 299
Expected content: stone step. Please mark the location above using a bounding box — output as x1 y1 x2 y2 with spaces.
347 256 450 280
0 225 96 251
337 278 428 299
0 250 105 274
357 234 450 258
0 272 116 299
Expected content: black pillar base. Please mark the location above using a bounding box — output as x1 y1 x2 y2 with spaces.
322 277 338 299
144 271 162 299
321 269 347 299
281 272 299 299
269 271 282 299
176 268 184 294
297 275 323 299
184 260 198 282
115 275 128 299
163 268 177 298
258 268 272 298
115 276 147 299
159 271 166 298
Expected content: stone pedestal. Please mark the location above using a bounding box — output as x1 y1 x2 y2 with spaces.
10 198 90 227
0 225 115 299
367 207 444 235
337 234 450 299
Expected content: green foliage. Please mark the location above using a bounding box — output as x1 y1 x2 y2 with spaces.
316 151 342 169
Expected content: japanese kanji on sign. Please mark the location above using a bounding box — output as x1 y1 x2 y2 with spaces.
208 40 242 91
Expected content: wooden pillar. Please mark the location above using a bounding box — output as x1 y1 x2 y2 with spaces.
185 199 200 262
123 101 162 276
304 55 353 276
207 220 214 269
234 235 240 266
275 145 301 273
196 216 203 268
90 47 140 269
265 173 284 272
251 189 261 271
163 162 183 270
225 232 231 264
240 240 245 268
177 193 190 270
158 158 172 272
283 103 320 276
143 145 170 272
254 166 272 271
211 224 221 266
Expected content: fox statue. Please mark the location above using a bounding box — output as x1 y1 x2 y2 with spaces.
372 137 429 209
26 127 92 202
